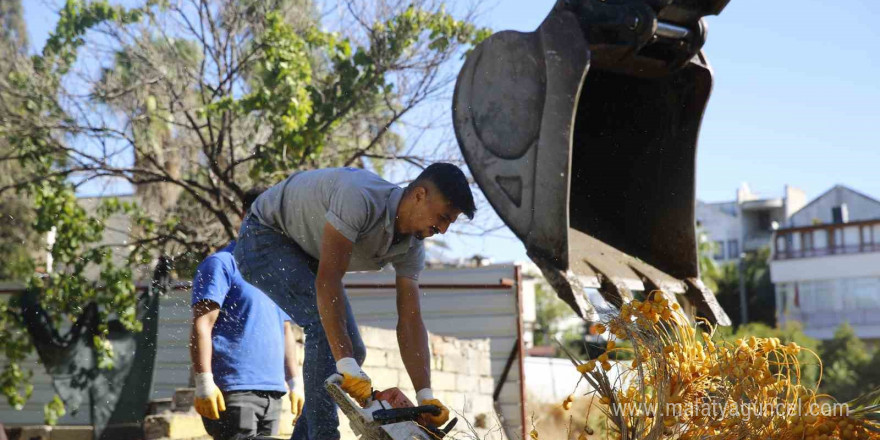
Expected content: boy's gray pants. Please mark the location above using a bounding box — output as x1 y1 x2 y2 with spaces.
200 390 284 440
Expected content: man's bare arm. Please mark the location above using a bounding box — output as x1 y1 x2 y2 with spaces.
283 321 299 381
396 276 430 392
190 300 220 373
316 221 356 361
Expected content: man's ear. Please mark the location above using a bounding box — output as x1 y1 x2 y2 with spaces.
413 185 427 202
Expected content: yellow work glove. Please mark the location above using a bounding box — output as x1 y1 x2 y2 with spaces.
287 377 304 422
194 372 226 420
417 388 450 427
336 357 372 406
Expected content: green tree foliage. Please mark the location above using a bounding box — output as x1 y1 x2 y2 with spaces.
0 0 489 420
714 321 880 404
0 0 28 55
94 37 203 216
709 247 776 327
0 160 38 281
0 2 145 418
819 323 873 401
0 0 40 281
853 344 880 401
534 282 576 347
697 229 720 292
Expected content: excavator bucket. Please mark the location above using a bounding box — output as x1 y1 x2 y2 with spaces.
453 0 731 325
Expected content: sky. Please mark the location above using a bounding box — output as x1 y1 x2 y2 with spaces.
22 0 880 264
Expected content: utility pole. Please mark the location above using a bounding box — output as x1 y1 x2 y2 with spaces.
738 252 749 325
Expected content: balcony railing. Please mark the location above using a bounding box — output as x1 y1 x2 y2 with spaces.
773 218 880 260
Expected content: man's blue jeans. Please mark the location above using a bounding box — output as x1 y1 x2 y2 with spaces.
234 214 366 440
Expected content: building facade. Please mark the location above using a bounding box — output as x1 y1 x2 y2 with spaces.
770 186 880 341
697 183 806 262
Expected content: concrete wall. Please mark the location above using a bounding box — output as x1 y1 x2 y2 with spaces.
696 201 741 262
770 251 880 283
360 327 497 430
785 185 808 219
788 186 880 227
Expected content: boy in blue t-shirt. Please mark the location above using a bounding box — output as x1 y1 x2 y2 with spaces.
190 188 304 440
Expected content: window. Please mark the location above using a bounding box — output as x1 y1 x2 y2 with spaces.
777 283 794 314
798 280 839 312
776 235 787 255
841 278 880 310
814 229 828 249
844 226 860 249
713 241 725 260
802 232 813 252
727 239 739 259
791 233 801 253
861 226 873 247
831 204 849 224
757 211 772 231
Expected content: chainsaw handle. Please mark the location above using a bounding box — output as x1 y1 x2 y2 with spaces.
417 404 442 416
371 404 441 424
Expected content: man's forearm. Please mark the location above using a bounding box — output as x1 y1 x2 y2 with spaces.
284 322 299 381
397 315 430 392
316 277 355 361
190 324 214 374
190 302 219 374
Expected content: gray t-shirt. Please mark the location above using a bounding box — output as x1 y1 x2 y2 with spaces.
250 168 425 280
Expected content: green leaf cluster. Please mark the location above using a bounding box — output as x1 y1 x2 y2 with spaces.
818 323 880 402
216 6 490 179
38 0 145 76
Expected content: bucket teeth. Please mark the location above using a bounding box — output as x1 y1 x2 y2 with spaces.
530 252 601 322
684 278 732 326
533 229 731 325
588 263 634 309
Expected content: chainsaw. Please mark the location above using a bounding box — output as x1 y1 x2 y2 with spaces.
324 374 458 440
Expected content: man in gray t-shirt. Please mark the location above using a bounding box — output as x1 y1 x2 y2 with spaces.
234 164 475 440
250 167 426 280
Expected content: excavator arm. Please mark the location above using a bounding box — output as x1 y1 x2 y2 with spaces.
453 0 731 325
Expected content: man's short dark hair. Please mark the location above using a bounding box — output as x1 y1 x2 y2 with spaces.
411 163 476 220
242 186 268 213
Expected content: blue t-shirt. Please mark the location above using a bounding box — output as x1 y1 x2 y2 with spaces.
191 242 290 392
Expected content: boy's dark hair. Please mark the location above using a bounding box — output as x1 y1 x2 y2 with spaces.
411 163 476 220
242 186 268 213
